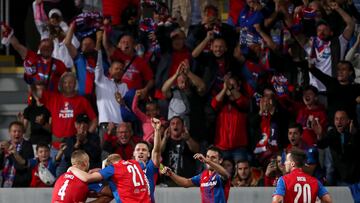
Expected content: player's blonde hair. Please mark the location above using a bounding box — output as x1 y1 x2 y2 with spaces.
105 154 122 167
71 150 89 166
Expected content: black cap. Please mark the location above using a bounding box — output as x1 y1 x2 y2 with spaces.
76 114 89 123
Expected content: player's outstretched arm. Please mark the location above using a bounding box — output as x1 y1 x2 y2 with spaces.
68 166 103 183
160 166 194 188
320 194 332 203
193 153 230 179
151 118 162 167
272 195 283 203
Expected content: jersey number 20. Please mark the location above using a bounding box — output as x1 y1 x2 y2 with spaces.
127 164 145 187
294 183 311 203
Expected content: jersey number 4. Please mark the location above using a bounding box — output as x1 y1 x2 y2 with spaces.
58 179 70 200
294 183 311 203
127 164 145 187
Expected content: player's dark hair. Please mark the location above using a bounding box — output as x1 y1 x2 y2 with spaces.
288 122 303 134
207 145 224 159
135 141 151 151
289 149 307 168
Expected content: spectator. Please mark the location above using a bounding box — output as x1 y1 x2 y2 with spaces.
0 121 34 187
161 116 200 185
103 122 141 160
211 75 250 162
308 60 360 123
10 143 65 187
264 153 284 186
232 159 264 187
63 114 101 173
64 23 108 100
162 59 206 128
171 0 219 33
345 33 360 84
32 72 97 152
20 81 52 147
293 2 354 96
296 85 328 146
1 24 67 93
94 51 130 145
32 4 80 69
222 158 236 178
103 31 154 98
131 90 164 144
318 110 360 185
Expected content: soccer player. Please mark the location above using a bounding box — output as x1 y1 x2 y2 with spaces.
51 150 90 203
161 146 231 203
272 149 332 203
68 154 151 203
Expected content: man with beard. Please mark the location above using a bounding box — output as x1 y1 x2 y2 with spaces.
161 146 231 203
1 23 67 93
272 149 332 203
293 2 354 95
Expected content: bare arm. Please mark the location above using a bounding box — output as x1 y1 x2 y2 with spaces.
151 118 162 167
161 68 180 98
68 166 103 182
272 195 284 203
192 31 213 58
64 23 78 59
162 166 194 187
254 24 277 51
194 153 230 179
320 194 332 203
89 118 98 134
331 2 355 41
160 128 170 153
102 20 116 57
215 81 227 102
9 36 28 59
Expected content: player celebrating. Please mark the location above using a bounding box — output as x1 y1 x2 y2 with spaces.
161 146 231 203
51 150 90 203
272 149 332 203
68 152 151 203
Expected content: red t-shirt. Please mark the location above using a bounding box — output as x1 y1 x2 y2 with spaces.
104 134 142 160
41 91 96 139
23 50 67 92
111 49 153 89
51 171 89 203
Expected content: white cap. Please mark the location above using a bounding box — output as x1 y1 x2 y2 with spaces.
48 8 62 18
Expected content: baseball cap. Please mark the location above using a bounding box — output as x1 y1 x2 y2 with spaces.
76 114 90 123
170 28 185 39
49 8 62 18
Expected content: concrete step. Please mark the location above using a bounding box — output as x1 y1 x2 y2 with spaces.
0 77 28 92
0 104 27 116
0 92 28 104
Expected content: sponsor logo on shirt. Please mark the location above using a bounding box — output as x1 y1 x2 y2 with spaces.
297 177 306 182
201 180 218 187
59 102 74 118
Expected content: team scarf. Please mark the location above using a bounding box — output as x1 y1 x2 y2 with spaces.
73 11 103 39
254 114 278 162
2 144 21 187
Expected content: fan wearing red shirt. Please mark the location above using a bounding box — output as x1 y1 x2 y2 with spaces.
1 23 67 92
272 149 332 203
103 30 154 98
69 158 151 203
33 72 97 148
51 150 90 203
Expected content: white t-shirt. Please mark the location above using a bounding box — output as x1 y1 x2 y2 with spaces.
304 35 348 91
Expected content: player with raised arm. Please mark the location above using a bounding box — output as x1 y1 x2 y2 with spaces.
51 150 90 203
161 146 231 203
68 151 151 203
272 149 332 203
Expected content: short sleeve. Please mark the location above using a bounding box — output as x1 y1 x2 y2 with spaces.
273 177 286 196
99 165 115 180
317 180 328 198
191 174 201 186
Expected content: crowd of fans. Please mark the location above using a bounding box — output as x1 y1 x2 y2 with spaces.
1 0 360 190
